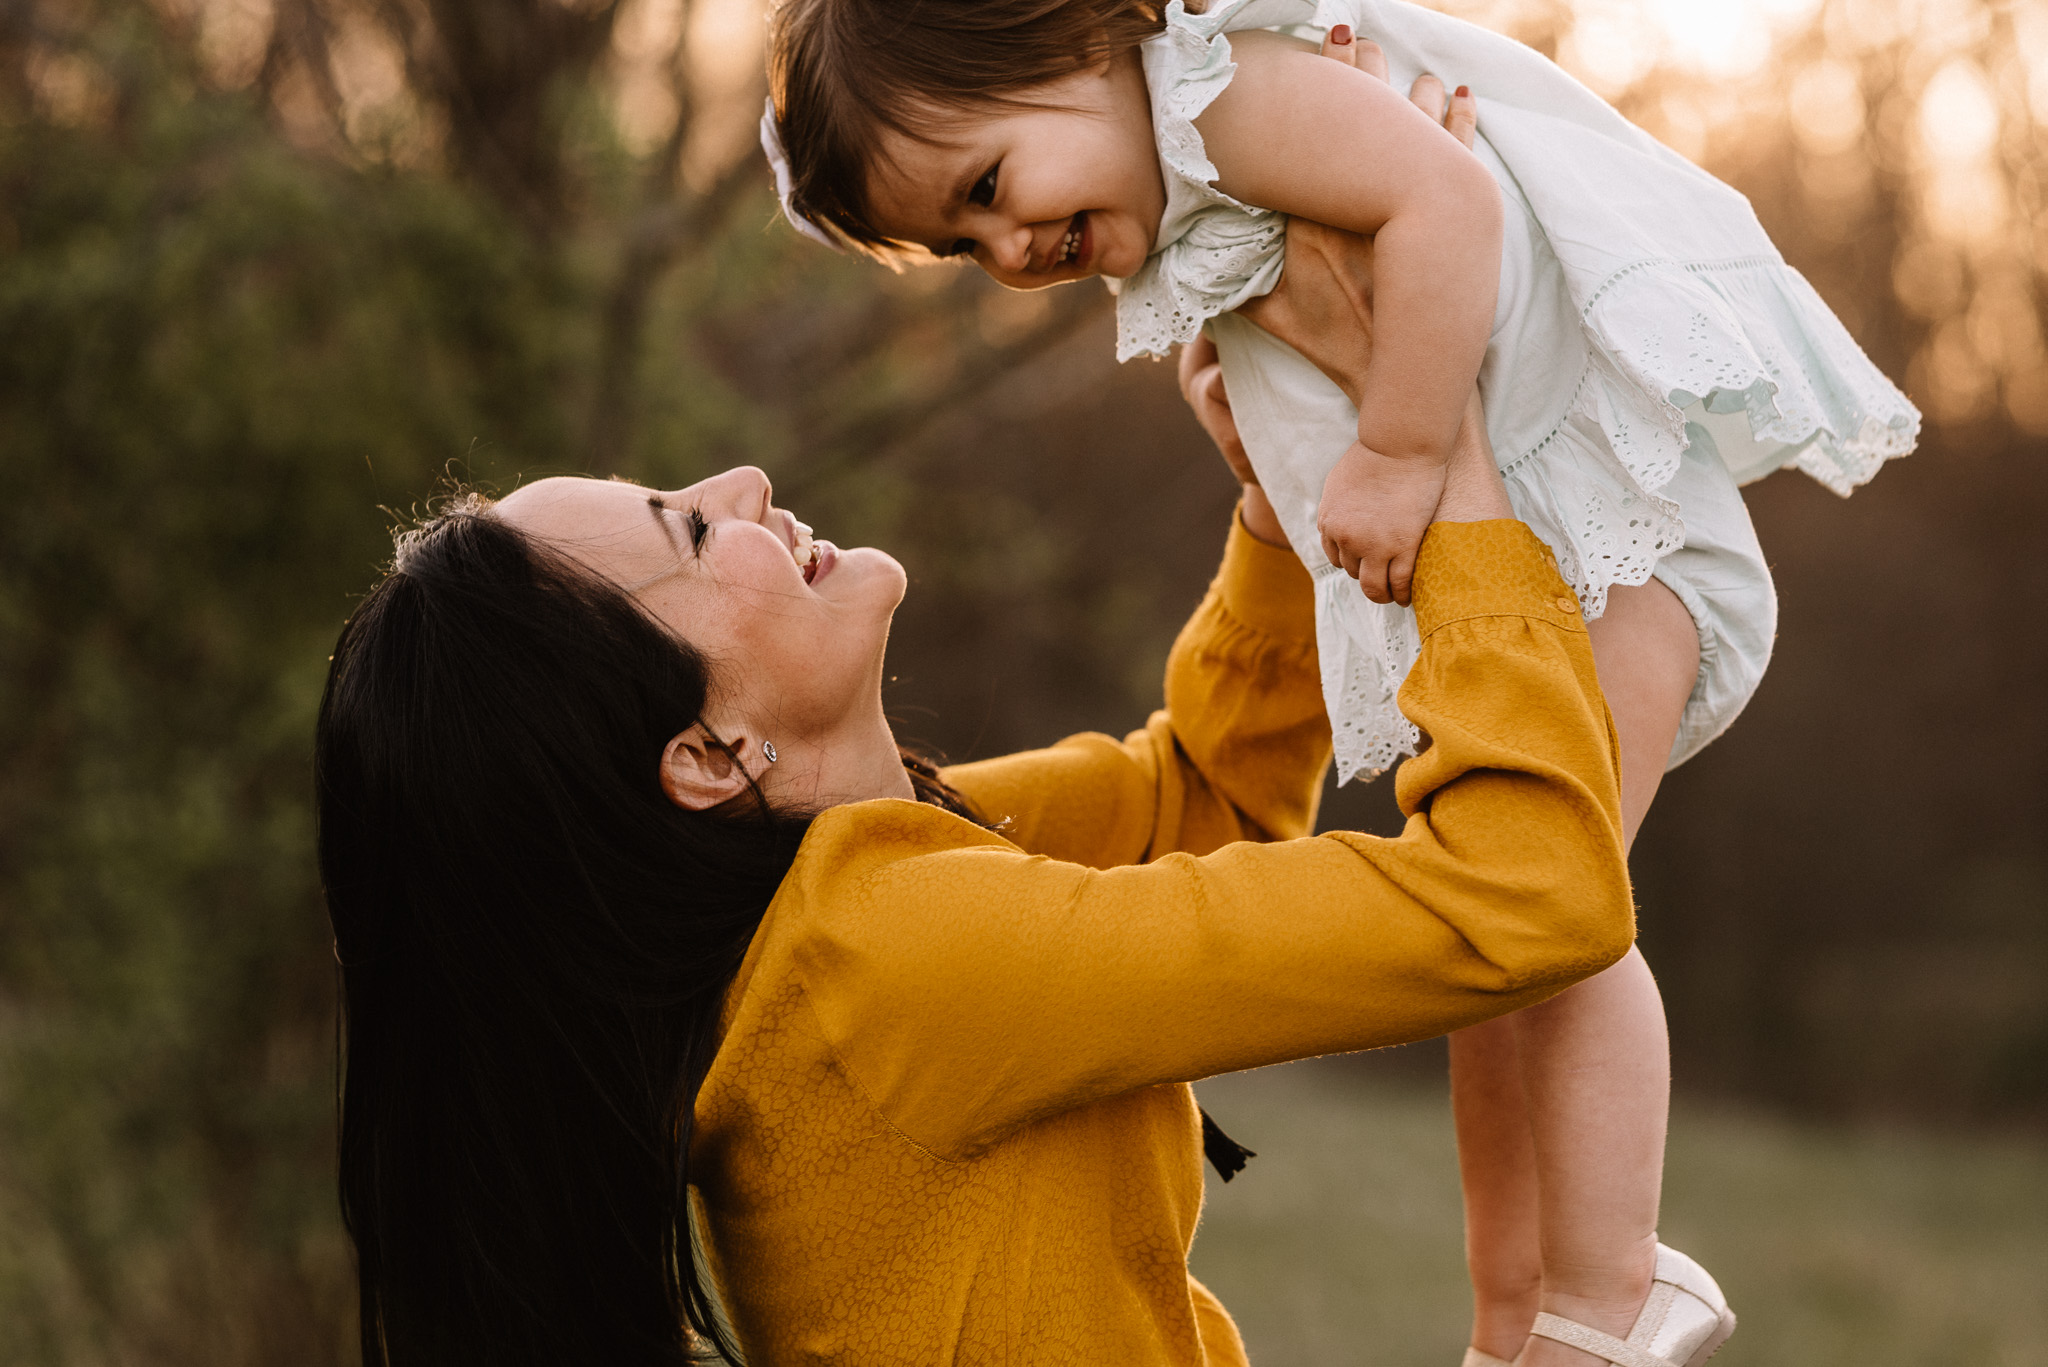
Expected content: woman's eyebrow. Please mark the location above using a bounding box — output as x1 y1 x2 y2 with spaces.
646 495 692 559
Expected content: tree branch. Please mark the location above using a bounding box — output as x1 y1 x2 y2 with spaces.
585 16 765 471
782 285 1108 497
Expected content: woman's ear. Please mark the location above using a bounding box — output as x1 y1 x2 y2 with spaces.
658 724 766 811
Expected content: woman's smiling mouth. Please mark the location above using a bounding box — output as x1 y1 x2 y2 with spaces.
804 542 837 585
785 515 836 585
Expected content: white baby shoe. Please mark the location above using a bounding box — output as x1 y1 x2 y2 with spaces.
1528 1244 1737 1367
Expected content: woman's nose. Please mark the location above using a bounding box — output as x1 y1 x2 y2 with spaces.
699 465 774 522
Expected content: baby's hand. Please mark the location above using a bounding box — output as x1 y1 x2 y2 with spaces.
1317 445 1447 604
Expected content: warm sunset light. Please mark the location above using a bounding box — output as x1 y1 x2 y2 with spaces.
1645 0 1820 74
1469 0 2048 429
3 2 2045 1362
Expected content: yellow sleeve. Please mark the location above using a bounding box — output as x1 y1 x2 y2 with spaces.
792 521 1631 1162
943 508 1330 870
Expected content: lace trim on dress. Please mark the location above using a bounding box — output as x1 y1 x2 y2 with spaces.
1114 0 1293 362
1318 354 1688 783
1117 213 1288 363
1578 256 1918 496
1148 0 1262 206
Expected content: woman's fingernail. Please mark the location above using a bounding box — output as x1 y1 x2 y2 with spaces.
1455 85 1470 98
1331 23 1353 44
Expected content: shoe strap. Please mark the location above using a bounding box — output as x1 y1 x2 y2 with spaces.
1529 1314 1676 1367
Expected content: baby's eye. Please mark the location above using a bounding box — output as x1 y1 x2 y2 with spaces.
968 164 998 208
685 506 709 552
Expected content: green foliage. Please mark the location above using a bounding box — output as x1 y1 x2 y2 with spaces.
0 67 586 1365
0 18 1187 1361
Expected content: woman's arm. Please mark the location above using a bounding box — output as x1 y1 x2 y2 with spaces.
803 318 1610 1165
795 517 1627 1162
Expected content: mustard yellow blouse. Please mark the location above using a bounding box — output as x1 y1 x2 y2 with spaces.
693 516 1631 1365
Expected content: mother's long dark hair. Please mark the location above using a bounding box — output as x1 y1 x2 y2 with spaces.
315 494 964 1365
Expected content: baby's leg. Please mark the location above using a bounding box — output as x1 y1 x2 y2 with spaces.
1452 1016 1543 1359
1454 577 1700 1365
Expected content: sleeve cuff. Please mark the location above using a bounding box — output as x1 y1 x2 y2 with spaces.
1216 503 1317 648
1410 520 1588 639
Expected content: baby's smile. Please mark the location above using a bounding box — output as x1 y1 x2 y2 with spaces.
1054 213 1088 270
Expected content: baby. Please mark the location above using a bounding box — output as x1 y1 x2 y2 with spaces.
762 3 1917 1364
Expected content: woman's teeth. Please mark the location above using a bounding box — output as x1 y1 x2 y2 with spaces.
1057 218 1083 265
792 520 820 581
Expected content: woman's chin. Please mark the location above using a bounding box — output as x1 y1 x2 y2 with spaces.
817 544 907 609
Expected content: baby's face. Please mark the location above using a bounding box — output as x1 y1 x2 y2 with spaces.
863 51 1167 289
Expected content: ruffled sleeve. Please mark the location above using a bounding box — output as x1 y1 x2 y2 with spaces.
1112 0 1325 361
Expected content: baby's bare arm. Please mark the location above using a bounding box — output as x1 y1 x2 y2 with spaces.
1218 31 1495 602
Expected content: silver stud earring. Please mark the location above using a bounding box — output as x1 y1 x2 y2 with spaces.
762 741 778 765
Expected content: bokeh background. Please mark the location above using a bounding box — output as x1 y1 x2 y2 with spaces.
0 0 2043 1362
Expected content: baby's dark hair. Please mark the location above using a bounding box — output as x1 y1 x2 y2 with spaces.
767 0 1166 256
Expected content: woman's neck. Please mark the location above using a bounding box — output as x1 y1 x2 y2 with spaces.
761 713 917 812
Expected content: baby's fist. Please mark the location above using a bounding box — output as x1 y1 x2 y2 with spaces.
1317 444 1448 605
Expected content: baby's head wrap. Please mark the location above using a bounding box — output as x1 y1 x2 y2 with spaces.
758 97 843 251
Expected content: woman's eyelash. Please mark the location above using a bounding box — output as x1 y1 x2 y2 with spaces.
968 164 998 207
646 495 710 557
943 239 975 258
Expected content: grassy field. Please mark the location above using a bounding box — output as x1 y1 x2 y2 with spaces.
1190 1058 2048 1367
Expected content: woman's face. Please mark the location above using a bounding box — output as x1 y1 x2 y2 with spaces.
496 468 906 761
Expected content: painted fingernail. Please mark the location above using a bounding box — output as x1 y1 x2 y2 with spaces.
1332 23 1353 44
1455 85 1470 98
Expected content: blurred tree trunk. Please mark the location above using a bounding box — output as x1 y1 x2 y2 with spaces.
260 0 348 145
587 2 755 469
0 0 29 118
373 0 622 236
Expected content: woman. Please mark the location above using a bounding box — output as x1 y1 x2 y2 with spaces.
314 96 1631 1367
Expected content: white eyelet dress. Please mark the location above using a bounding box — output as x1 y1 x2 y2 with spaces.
1114 0 1920 784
